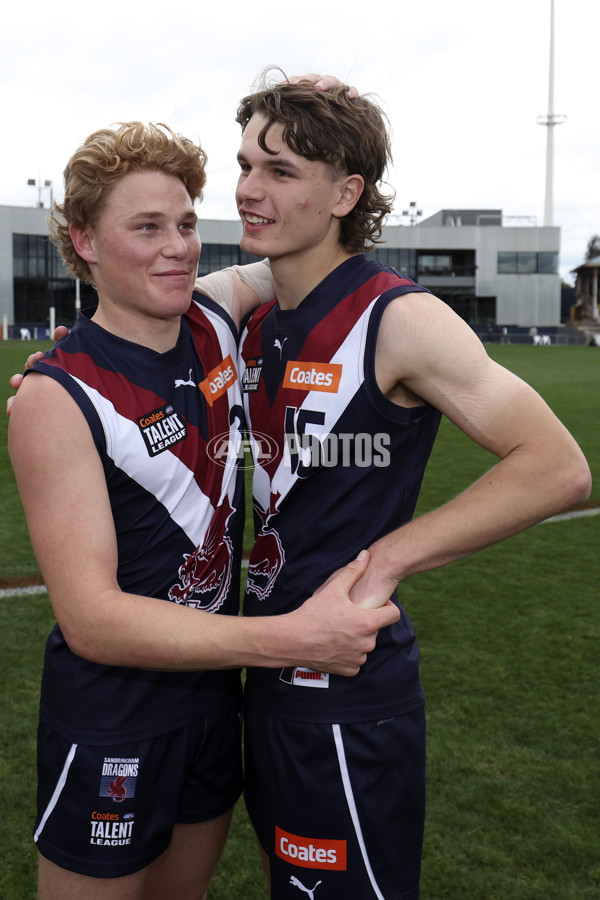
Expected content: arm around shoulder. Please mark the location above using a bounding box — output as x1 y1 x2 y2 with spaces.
195 260 275 327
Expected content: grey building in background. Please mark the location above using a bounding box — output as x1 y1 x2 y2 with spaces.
0 204 561 338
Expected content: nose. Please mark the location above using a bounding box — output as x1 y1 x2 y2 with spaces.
162 227 189 258
236 168 265 205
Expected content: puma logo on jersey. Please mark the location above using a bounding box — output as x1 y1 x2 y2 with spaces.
199 355 237 407
174 369 197 389
274 336 288 358
283 361 342 393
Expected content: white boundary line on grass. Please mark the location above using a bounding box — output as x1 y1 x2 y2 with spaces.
0 510 597 600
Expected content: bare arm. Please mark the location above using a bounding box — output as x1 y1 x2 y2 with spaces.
9 374 397 674
350 292 592 607
195 261 275 327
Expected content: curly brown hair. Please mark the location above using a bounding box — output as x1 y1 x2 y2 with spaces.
49 122 207 283
235 71 394 255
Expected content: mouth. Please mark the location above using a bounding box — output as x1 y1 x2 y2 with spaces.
242 212 275 227
155 270 192 278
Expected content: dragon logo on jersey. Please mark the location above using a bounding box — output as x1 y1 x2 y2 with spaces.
169 497 236 611
246 501 285 601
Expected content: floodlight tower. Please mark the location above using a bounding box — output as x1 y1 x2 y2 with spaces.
537 0 566 226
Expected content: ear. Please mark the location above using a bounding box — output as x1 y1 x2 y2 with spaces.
332 174 365 219
69 223 98 264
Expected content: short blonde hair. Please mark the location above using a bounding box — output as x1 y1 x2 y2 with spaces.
49 122 207 283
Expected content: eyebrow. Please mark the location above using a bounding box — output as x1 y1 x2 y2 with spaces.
237 150 303 173
128 209 197 221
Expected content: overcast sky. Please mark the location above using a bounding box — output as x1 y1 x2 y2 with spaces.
1 0 597 283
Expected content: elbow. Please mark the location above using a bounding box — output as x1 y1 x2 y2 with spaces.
61 624 102 663
559 452 592 510
59 616 113 665
573 463 593 506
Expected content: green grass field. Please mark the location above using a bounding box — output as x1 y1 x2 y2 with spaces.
1 340 598 898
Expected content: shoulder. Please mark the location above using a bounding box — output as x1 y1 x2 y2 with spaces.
375 291 501 402
10 371 90 434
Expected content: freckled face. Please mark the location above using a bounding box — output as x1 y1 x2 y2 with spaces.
236 114 345 263
83 169 200 323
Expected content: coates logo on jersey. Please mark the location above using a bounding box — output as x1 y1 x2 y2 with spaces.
275 827 347 871
168 496 235 611
199 354 237 407
283 361 342 393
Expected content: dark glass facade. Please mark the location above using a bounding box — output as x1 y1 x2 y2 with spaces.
13 233 96 327
498 251 558 274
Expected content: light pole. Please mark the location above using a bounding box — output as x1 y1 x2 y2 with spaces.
27 177 53 208
401 201 423 226
537 0 566 227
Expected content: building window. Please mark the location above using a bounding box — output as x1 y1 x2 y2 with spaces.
13 233 88 326
498 252 558 274
366 247 417 280
517 253 537 274
416 250 476 278
538 252 559 273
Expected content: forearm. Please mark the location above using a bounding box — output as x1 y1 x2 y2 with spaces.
63 588 300 670
55 554 398 677
194 260 274 325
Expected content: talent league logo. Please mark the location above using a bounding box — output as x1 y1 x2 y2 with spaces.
241 356 263 392
137 404 187 456
90 810 135 847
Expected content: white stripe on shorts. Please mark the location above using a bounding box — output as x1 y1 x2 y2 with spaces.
34 742 78 843
332 723 385 900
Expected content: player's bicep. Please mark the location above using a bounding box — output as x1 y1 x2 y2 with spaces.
380 293 549 458
8 375 120 631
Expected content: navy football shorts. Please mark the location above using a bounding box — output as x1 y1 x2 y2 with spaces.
244 701 426 900
34 690 243 878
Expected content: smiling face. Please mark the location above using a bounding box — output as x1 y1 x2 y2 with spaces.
235 114 355 269
71 169 200 344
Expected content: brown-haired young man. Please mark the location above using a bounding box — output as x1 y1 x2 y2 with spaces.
235 74 591 898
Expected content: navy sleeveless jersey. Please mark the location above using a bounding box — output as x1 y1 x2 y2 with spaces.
28 293 244 744
239 255 442 723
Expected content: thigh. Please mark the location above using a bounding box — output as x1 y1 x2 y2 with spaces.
38 852 146 900
34 694 242 880
38 812 234 900
244 704 426 900
143 811 234 900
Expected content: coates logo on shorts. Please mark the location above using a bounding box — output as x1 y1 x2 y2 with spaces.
207 430 279 469
275 826 347 871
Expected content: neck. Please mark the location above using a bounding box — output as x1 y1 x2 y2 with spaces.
91 304 181 354
270 246 355 310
